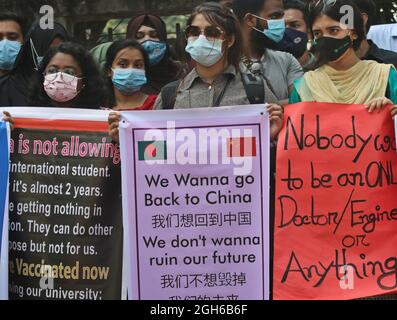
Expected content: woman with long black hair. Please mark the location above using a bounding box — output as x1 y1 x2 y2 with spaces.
28 41 106 108
104 39 156 111
289 0 397 119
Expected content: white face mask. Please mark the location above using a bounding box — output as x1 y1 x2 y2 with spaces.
185 35 224 67
43 72 81 103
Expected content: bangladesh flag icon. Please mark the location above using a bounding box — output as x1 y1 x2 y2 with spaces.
138 141 167 161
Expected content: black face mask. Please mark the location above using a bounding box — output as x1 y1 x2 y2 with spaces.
274 28 308 59
312 35 352 62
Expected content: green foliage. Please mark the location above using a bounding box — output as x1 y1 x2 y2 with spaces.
162 15 189 38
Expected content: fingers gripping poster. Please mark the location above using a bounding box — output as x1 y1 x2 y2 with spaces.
0 107 123 300
119 105 271 300
274 102 397 300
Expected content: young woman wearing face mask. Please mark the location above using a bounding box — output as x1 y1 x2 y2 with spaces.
289 0 397 118
126 14 185 95
2 42 106 132
106 40 158 141
28 42 106 108
105 39 155 111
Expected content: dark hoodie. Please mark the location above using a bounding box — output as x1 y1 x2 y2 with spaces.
0 21 68 107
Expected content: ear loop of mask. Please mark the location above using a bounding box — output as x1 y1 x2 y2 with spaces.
73 75 86 94
196 34 225 58
30 38 40 71
342 30 354 49
342 31 354 58
201 34 216 58
339 29 353 39
249 13 269 34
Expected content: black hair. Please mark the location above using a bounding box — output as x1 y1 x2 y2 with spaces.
0 11 27 37
284 0 309 26
353 0 377 33
187 2 243 69
307 0 365 50
104 39 149 107
29 42 106 108
232 0 266 22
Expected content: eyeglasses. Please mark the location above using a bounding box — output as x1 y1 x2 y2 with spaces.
185 25 225 41
308 0 336 11
43 70 83 84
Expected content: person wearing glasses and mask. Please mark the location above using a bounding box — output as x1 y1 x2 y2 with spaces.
153 2 284 142
2 42 107 131
126 13 185 95
232 0 304 105
27 42 106 108
289 0 397 120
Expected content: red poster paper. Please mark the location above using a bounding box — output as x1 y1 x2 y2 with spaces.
274 102 397 300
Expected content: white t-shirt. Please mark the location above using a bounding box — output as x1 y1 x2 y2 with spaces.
368 23 397 53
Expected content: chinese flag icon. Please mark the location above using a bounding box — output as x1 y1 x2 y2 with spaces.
227 137 257 157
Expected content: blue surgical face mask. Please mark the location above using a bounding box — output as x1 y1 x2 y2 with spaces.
0 39 21 71
112 68 147 95
251 15 286 43
185 35 224 67
141 40 167 66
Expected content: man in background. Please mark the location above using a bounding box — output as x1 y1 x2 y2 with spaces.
354 0 397 67
283 0 314 69
232 0 303 104
0 12 25 76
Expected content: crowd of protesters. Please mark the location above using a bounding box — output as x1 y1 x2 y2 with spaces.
1 0 397 131
1 0 397 301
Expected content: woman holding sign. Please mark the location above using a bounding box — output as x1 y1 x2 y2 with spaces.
289 0 397 118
